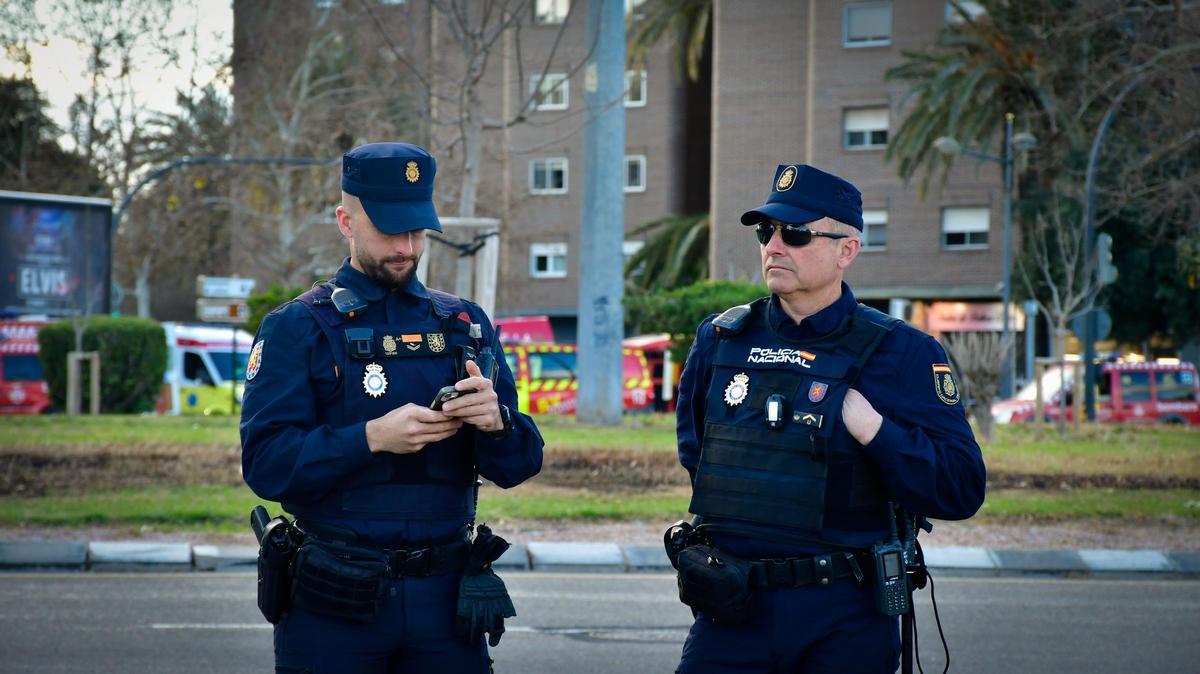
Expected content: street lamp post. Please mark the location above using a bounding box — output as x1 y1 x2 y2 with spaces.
934 114 1035 399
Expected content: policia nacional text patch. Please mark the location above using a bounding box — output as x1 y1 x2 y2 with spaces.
932 364 960 405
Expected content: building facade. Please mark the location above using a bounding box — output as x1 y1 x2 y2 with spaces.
232 0 1018 340
709 0 1017 336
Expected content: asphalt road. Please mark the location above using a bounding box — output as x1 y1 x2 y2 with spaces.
0 572 1197 673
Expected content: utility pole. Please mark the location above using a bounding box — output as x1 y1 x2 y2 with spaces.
576 0 625 425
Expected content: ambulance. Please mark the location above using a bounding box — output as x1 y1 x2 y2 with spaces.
159 322 255 415
0 319 50 414
504 343 656 415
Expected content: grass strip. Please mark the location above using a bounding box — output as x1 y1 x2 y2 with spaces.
0 485 269 533
3 415 1197 476
479 485 690 521
1 484 1197 539
979 488 1200 519
0 415 242 446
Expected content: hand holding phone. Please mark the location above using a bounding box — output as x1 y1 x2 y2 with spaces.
430 385 463 411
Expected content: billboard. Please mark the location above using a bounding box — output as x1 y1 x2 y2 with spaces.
0 190 112 317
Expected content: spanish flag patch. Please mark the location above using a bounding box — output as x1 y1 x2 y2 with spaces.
932 364 960 405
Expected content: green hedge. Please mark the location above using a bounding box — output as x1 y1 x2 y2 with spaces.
245 284 306 336
625 279 768 362
38 317 167 413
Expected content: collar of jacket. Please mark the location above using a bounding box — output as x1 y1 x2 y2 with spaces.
769 282 858 341
334 256 431 302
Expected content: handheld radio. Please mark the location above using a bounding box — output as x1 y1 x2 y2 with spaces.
872 502 910 616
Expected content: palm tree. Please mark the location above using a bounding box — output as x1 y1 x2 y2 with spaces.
627 0 712 83
884 0 1057 196
624 213 709 292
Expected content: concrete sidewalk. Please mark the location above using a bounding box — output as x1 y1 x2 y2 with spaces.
1 540 1197 577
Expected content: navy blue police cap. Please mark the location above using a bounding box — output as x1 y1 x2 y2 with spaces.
739 164 864 230
342 142 442 234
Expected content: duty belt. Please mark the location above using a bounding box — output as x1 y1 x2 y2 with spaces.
298 521 470 578
750 551 872 589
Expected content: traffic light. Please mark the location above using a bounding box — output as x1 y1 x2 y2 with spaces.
1096 232 1117 285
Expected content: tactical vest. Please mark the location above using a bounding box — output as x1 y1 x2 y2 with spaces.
284 283 483 521
689 298 900 537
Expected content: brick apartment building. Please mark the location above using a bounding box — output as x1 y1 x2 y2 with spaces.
233 0 1017 341
710 0 1017 336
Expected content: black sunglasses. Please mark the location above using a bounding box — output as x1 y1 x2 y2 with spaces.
754 222 850 247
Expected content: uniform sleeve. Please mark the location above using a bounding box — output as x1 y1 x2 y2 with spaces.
676 317 718 482
239 305 376 502
859 334 987 521
470 308 544 489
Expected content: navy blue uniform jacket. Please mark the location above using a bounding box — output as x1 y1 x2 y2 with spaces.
240 260 543 544
677 285 986 540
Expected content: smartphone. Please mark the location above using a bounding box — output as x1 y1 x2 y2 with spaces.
430 385 462 411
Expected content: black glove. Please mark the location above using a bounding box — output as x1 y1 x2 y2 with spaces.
456 524 516 647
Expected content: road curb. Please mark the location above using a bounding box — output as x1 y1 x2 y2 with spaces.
1 541 1196 577
88 541 193 572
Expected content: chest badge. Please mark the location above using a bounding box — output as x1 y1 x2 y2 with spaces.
724 372 750 406
363 362 388 398
932 364 960 405
382 335 398 356
808 381 828 403
427 333 446 353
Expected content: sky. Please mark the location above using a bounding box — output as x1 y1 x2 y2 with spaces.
1 0 234 146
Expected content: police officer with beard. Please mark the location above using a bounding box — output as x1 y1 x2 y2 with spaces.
241 142 543 673
671 164 986 673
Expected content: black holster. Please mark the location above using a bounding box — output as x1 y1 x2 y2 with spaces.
675 543 755 625
255 514 300 624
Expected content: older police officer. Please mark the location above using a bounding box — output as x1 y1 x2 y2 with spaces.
671 164 986 673
241 142 543 673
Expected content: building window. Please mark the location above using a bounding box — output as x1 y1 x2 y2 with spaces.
862 209 887 250
844 1 892 47
942 207 989 249
624 155 646 192
844 108 889 149
529 157 568 194
531 73 568 111
531 243 568 278
945 1 986 24
624 70 646 106
534 0 569 25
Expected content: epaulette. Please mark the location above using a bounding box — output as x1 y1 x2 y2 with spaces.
712 303 754 336
428 288 467 318
854 304 902 332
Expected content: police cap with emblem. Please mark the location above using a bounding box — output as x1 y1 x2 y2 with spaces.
342 142 442 234
739 164 864 230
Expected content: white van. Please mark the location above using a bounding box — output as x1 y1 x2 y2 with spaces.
158 322 255 415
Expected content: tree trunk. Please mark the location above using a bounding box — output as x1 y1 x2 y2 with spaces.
459 102 484 219
1055 323 1069 435
136 254 152 318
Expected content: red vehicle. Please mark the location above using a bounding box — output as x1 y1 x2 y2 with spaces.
493 315 557 345
992 360 1200 425
0 319 51 414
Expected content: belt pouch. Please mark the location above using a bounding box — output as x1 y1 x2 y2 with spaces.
675 544 754 625
290 540 389 623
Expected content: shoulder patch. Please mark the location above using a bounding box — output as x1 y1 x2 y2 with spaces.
932 363 960 405
246 340 264 381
